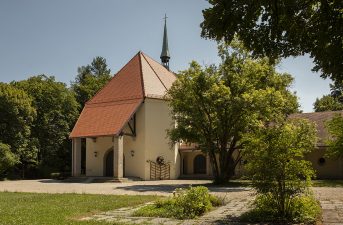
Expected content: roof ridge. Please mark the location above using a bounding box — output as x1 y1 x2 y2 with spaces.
87 52 142 104
141 52 168 91
138 52 146 98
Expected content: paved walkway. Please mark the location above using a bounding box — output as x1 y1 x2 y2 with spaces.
0 179 250 196
81 192 253 225
313 187 343 224
1 179 343 224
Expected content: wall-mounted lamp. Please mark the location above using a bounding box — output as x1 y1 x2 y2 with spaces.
92 137 97 143
94 151 98 157
130 150 135 157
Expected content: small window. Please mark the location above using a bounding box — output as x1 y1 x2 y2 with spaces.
318 157 326 165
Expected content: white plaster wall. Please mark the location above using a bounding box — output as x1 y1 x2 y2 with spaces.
143 98 180 180
85 136 113 176
122 104 146 179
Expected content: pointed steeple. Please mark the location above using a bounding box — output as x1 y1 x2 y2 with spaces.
160 14 170 70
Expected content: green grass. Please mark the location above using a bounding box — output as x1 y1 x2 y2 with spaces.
0 192 157 225
312 180 343 187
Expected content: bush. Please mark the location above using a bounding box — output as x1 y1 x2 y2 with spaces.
133 186 221 219
0 143 18 176
242 119 318 221
241 193 321 223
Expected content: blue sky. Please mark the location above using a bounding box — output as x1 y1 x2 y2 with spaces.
0 0 331 112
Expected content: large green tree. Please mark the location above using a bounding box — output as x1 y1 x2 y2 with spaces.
201 0 343 81
13 75 79 173
0 82 37 176
167 43 298 183
71 56 112 109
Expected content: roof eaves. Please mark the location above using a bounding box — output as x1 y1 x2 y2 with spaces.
115 98 144 136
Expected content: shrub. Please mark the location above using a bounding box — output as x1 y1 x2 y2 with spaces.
242 119 318 221
241 193 321 223
173 186 212 219
133 186 221 219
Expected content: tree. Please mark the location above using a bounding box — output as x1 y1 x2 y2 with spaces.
71 56 112 109
242 118 317 221
13 75 79 173
201 0 343 81
167 42 298 183
0 82 37 177
314 81 343 111
325 114 343 158
0 143 18 176
314 95 343 112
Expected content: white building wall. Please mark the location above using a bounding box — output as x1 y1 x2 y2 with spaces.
143 98 180 180
85 136 113 176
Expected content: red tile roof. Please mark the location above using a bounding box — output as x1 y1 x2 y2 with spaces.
70 52 176 138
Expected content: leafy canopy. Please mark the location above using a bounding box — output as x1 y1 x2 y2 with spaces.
13 75 79 171
167 41 298 183
201 0 343 81
0 82 37 174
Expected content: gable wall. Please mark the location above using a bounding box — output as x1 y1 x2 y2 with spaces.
122 104 146 179
143 98 180 180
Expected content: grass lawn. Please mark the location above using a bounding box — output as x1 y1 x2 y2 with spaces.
312 180 343 187
0 192 158 225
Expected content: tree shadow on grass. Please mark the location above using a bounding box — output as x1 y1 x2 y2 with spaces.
115 183 250 193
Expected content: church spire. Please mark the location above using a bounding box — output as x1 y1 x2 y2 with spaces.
160 14 170 70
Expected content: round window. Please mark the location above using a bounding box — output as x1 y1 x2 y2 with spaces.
318 157 326 165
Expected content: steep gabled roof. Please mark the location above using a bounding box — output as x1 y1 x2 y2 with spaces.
70 51 176 138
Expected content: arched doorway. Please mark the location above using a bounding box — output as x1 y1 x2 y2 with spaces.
104 149 113 177
193 154 206 174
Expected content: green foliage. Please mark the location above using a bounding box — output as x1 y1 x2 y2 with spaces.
172 186 212 219
13 75 79 173
201 0 343 81
325 114 343 158
241 193 321 223
314 80 343 112
242 118 317 221
0 143 18 176
0 82 37 176
0 192 156 225
71 56 112 109
134 186 219 219
167 42 298 183
314 95 343 112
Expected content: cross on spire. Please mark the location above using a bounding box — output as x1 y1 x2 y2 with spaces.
160 14 170 70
